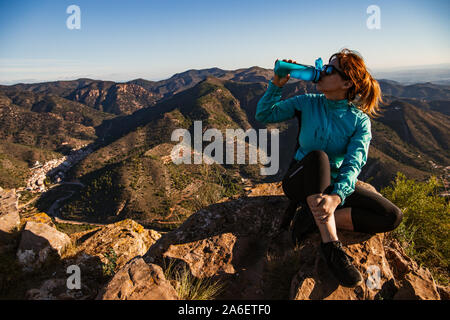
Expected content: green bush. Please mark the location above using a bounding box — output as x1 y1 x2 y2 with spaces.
381 172 449 285
101 248 118 277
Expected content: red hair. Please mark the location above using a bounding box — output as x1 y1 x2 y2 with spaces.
330 48 384 119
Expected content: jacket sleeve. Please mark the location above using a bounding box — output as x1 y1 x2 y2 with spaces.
255 80 306 123
331 115 372 207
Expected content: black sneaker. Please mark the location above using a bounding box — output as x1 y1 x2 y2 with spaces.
320 241 363 288
291 206 318 246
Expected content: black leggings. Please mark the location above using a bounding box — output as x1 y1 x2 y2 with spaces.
286 150 403 234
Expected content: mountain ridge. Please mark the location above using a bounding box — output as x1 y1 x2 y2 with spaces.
1 67 448 229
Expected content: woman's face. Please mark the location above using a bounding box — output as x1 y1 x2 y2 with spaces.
316 57 353 99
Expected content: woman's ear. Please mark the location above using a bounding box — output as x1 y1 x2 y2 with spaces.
343 80 353 90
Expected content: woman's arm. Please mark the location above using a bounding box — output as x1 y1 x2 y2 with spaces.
331 115 372 207
255 80 305 124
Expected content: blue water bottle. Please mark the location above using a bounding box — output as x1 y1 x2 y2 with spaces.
274 58 323 83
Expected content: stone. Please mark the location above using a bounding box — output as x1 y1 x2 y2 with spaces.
26 278 95 300
436 285 450 300
385 238 442 300
393 268 440 300
96 257 178 300
22 212 56 228
17 221 72 271
143 195 288 299
0 188 20 236
289 231 393 300
246 182 284 197
75 219 161 270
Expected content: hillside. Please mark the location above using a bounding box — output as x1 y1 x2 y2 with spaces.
376 100 450 165
56 78 271 227
1 66 449 228
0 88 115 188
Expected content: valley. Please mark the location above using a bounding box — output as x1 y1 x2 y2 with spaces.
1 66 448 230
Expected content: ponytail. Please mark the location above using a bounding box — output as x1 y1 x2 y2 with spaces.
330 48 384 119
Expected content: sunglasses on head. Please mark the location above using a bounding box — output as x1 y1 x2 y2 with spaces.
321 64 350 80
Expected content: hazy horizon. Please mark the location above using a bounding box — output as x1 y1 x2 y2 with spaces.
1 62 449 86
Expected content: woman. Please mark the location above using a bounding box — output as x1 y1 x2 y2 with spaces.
255 48 403 288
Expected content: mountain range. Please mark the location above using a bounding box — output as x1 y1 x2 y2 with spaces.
0 66 449 228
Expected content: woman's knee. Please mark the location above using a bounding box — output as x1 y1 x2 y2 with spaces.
307 150 329 163
387 205 403 232
351 205 403 234
305 150 330 172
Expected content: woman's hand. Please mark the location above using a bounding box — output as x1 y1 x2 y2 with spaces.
272 59 297 87
306 193 341 224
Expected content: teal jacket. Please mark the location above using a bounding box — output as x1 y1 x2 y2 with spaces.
255 80 372 207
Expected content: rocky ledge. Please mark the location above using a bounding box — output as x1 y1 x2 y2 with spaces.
1 182 448 300
99 181 449 300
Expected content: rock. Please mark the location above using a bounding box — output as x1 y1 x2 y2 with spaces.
138 181 444 300
24 251 106 300
393 268 440 300
384 243 413 278
22 212 56 228
26 278 95 300
96 257 178 300
143 195 288 299
24 219 161 300
75 219 161 270
163 232 237 278
289 232 393 300
385 239 442 300
17 221 72 271
0 188 20 236
436 285 450 300
12 180 446 300
246 182 284 197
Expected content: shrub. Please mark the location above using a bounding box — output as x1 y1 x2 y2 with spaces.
101 248 118 277
381 172 449 285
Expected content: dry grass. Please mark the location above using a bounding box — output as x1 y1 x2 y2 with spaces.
163 260 225 300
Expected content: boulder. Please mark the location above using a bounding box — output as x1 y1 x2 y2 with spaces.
393 268 440 300
143 195 288 299
74 219 161 270
0 188 20 236
436 285 450 300
96 257 178 300
24 219 161 300
289 231 393 300
385 240 442 300
26 278 95 300
22 212 56 228
17 221 71 271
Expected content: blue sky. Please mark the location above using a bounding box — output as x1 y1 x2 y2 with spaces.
0 0 449 84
